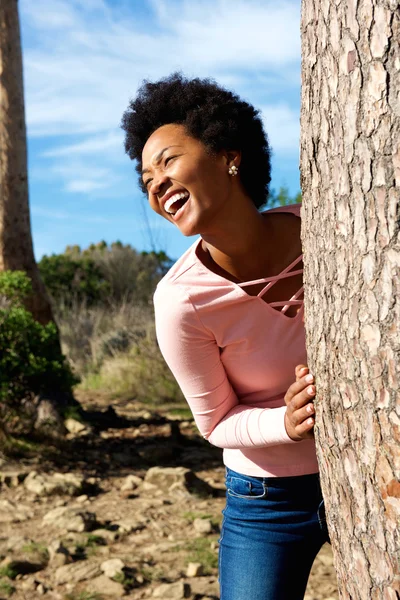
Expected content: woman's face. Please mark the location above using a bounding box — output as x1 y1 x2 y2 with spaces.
141 123 238 237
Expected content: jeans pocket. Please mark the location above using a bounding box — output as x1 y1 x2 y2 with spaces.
226 475 267 500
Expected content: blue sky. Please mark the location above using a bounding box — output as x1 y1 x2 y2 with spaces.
20 0 302 261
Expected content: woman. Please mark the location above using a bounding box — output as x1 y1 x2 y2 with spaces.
122 73 329 600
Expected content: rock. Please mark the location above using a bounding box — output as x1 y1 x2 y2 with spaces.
100 558 125 578
153 581 191 598
188 576 219 598
116 519 146 534
3 536 34 552
54 561 101 584
64 418 86 434
186 562 203 577
76 494 89 504
36 582 46 595
34 396 67 438
24 471 87 497
0 499 33 523
0 470 28 487
144 467 213 497
91 528 119 543
120 474 143 491
90 574 126 596
42 506 97 532
48 540 71 567
193 518 213 535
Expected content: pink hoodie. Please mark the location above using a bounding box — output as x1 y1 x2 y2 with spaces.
154 204 319 477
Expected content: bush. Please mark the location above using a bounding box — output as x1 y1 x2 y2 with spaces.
0 271 78 434
39 243 173 307
55 299 183 403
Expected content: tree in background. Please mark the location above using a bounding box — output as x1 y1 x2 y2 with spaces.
38 243 173 307
0 0 53 325
301 1 399 597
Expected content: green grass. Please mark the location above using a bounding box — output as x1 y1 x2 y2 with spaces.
112 571 135 588
0 578 15 597
182 511 221 529
0 565 18 580
21 541 49 561
166 407 193 420
183 535 219 573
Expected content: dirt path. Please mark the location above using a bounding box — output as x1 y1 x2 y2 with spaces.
0 393 338 599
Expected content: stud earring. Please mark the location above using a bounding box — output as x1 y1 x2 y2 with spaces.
228 165 239 176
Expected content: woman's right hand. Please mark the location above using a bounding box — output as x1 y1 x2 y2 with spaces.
284 365 316 441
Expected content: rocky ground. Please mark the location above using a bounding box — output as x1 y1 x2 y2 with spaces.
0 392 338 600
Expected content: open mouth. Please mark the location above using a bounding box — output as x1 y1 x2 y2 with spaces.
164 191 190 216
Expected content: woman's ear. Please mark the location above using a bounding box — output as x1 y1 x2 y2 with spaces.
224 150 242 168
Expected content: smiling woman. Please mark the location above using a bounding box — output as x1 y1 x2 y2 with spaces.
121 73 327 600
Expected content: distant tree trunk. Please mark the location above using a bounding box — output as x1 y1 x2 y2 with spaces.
300 1 399 598
0 0 53 325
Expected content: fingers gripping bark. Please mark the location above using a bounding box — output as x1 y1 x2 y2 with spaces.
284 365 316 441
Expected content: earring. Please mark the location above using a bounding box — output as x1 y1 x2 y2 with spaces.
228 165 239 176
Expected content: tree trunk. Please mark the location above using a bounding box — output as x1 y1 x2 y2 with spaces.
0 0 53 325
300 1 400 598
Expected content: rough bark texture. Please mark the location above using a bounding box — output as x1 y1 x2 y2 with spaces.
0 0 53 324
300 1 400 598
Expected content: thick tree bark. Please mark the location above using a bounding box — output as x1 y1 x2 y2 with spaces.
0 0 53 325
300 1 400 598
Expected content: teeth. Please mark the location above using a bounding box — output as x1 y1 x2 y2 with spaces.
164 191 189 213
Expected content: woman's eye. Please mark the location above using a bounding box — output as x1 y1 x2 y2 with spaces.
165 155 177 165
144 179 152 189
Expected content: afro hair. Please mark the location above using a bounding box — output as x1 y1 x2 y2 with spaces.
121 72 272 209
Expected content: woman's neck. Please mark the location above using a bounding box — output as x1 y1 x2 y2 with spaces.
200 199 299 283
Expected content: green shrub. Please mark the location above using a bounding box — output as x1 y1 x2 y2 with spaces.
38 253 109 306
39 243 173 307
0 271 78 434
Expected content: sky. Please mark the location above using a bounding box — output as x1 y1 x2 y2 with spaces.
20 0 302 261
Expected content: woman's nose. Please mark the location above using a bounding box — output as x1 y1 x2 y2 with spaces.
149 173 169 196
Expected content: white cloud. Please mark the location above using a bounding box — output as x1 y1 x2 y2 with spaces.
21 0 301 196
261 105 300 153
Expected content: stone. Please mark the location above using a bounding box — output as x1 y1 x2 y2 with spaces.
90 574 126 596
116 519 146 534
120 474 143 491
64 418 87 434
153 581 191 599
0 500 33 523
42 506 97 532
48 540 71 567
36 582 46 595
100 557 125 578
54 561 101 584
24 471 87 497
193 518 213 535
186 562 203 577
0 471 28 487
91 528 119 543
3 536 34 552
144 467 213 497
188 576 219 598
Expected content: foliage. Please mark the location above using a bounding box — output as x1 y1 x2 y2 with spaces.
0 271 78 435
38 252 109 306
39 242 173 307
265 186 302 209
0 578 15 597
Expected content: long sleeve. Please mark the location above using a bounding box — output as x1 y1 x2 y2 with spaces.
154 283 296 449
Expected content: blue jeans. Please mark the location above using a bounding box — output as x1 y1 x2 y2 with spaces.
219 468 329 600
